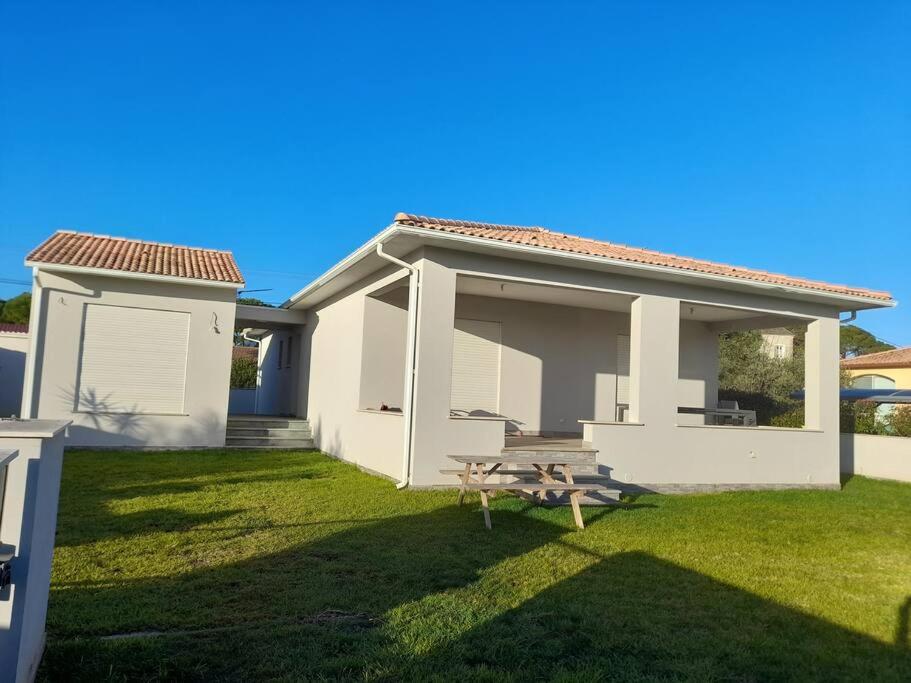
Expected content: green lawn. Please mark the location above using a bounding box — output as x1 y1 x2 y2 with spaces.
42 450 911 681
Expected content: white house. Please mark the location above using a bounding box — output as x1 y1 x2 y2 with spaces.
20 213 895 491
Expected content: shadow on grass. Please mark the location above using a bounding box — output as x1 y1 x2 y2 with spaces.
40 500 911 681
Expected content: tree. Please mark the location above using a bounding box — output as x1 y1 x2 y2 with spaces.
230 357 258 389
0 292 31 324
718 330 804 399
840 325 893 358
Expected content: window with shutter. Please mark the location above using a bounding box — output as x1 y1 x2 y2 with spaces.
450 319 501 414
76 304 190 414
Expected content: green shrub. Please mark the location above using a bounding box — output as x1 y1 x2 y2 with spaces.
770 406 804 428
883 405 911 437
230 357 257 389
841 400 878 435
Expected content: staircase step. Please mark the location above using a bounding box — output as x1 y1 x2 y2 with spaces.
226 427 312 438
224 436 314 448
227 418 310 430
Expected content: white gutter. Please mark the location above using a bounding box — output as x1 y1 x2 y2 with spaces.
24 261 245 289
375 243 420 489
20 267 43 418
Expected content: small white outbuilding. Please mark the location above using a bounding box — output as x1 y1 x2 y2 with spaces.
21 230 245 448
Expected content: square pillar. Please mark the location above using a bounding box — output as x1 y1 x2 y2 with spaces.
629 295 680 425
409 255 458 484
804 316 840 432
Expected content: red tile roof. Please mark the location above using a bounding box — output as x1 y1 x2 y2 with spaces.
0 323 28 334
26 231 245 285
232 346 258 361
841 347 911 369
394 213 893 302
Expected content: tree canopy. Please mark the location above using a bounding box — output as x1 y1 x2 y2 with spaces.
839 325 893 358
0 292 31 324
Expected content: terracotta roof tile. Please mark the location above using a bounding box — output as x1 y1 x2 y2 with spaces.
0 323 28 334
841 347 911 369
232 346 258 361
26 231 244 285
394 213 893 302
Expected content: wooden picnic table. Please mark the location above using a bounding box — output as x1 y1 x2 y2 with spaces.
445 455 609 530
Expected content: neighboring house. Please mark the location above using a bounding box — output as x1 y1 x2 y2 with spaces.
22 213 895 491
0 323 29 417
760 328 795 359
841 347 911 390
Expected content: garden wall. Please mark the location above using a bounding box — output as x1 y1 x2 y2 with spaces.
840 433 911 483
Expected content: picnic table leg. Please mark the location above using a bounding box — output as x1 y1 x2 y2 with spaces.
563 464 584 530
532 464 558 506
457 462 471 505
475 462 492 530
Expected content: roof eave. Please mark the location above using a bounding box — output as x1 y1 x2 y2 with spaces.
26 261 245 289
283 224 896 311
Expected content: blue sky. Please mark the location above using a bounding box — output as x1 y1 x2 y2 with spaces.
1 2 909 343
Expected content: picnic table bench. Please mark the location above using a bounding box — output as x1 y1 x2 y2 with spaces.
444 455 614 530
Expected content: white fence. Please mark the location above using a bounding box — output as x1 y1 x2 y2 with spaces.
840 433 911 483
228 388 256 415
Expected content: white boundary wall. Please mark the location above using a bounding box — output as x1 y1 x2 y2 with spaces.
840 433 911 483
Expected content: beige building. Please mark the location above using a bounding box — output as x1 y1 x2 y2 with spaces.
20 214 895 491
841 347 911 389
760 328 795 359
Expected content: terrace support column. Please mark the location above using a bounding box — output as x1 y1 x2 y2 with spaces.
408 253 458 486
804 315 841 484
629 295 680 426
804 316 841 464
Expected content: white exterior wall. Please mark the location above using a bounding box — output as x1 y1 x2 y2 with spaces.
256 328 302 416
299 265 410 480
840 433 911 483
24 269 237 448
0 331 29 417
453 294 625 434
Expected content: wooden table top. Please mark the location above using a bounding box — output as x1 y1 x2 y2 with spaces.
448 455 579 466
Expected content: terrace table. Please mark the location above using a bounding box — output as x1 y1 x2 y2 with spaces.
445 455 609 530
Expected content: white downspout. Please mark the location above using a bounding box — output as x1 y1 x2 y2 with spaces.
20 267 43 419
375 243 420 489
241 329 262 415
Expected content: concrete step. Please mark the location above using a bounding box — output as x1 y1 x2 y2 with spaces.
224 436 315 448
226 427 312 438
227 418 310 430
223 444 317 451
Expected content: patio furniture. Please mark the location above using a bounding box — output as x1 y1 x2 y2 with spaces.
678 405 758 426
445 455 612 530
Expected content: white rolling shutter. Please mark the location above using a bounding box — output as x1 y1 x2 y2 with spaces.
450 318 501 414
616 334 630 406
77 304 190 414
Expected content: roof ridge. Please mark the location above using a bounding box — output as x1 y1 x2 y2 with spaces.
394 212 547 233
